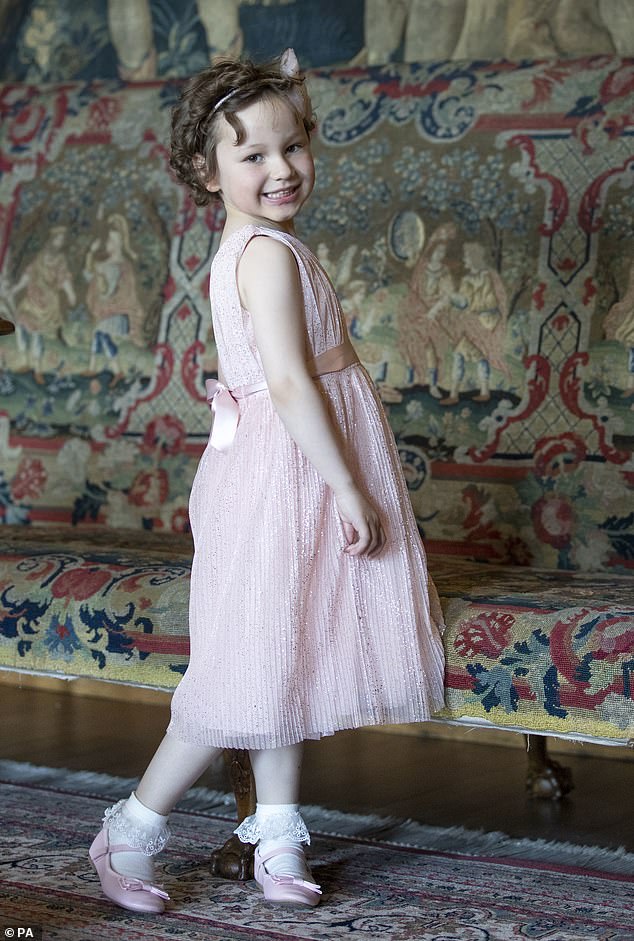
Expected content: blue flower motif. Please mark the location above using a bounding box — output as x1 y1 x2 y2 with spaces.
467 663 520 713
44 615 82 660
364 138 391 164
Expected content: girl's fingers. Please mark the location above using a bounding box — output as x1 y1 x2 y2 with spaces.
344 515 385 558
367 519 385 558
344 517 369 555
342 520 357 546
344 527 368 555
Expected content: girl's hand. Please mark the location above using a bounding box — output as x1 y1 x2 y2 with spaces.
335 483 386 559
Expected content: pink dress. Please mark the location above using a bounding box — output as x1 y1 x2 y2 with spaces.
167 224 446 750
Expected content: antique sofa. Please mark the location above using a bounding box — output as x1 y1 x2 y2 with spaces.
1 56 633 874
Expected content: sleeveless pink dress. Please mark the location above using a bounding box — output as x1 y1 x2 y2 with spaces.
168 224 446 750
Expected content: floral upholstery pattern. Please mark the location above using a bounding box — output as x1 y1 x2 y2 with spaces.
1 528 632 742
0 529 192 686
435 556 634 742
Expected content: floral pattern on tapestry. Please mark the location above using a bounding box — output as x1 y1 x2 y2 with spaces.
0 57 633 574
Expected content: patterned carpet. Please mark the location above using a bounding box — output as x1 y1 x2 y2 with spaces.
0 762 632 941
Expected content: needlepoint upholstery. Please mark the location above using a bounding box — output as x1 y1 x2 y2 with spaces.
0 56 633 745
1 528 632 743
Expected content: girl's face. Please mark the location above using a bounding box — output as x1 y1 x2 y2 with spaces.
207 95 315 233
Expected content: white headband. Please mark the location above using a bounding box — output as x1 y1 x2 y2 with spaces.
209 48 305 119
210 85 252 116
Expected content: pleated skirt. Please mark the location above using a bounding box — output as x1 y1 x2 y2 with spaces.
167 364 446 750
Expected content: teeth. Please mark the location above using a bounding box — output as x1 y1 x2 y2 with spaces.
266 187 295 198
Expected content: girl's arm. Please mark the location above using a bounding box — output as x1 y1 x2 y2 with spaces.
239 235 385 558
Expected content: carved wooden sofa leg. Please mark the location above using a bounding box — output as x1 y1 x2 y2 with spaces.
525 735 574 799
209 736 574 878
209 749 256 880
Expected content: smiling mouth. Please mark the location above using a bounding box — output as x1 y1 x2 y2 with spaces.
264 185 299 201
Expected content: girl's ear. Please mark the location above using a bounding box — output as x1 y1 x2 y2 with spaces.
193 153 220 193
280 48 300 77
205 174 221 193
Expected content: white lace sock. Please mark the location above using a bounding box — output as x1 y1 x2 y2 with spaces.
235 802 315 882
104 791 170 883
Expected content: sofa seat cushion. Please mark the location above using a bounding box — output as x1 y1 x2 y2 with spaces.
0 527 193 688
0 528 632 744
431 557 633 744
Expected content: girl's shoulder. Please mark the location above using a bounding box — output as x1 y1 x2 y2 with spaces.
212 225 256 263
218 224 307 253
213 225 311 271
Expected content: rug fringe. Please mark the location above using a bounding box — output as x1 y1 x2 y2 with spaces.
1 759 631 876
0 760 235 813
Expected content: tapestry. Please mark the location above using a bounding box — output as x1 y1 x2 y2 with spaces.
0 0 366 80
1 57 633 573
2 0 634 82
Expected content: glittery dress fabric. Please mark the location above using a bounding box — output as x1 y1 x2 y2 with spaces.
167 224 446 750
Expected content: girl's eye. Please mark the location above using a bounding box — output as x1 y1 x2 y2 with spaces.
287 143 302 154
245 154 262 163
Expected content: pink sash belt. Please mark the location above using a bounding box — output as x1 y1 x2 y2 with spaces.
205 338 359 452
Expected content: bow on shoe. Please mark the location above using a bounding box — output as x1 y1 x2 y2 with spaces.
268 874 322 895
119 875 170 900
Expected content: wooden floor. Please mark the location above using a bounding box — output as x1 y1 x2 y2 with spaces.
2 684 632 853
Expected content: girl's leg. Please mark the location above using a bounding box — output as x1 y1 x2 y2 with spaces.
91 733 222 912
108 733 222 870
136 732 223 813
248 742 303 804
237 743 321 904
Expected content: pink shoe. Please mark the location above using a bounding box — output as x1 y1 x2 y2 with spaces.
89 827 169 914
254 845 322 907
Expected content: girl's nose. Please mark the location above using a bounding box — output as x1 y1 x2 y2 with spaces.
271 155 292 179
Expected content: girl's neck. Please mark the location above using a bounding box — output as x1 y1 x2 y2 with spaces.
220 210 297 244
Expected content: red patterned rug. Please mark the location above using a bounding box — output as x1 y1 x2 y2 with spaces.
0 762 632 941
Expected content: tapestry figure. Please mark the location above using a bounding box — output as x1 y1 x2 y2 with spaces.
13 226 76 382
400 223 457 396
443 240 510 404
84 214 146 383
603 256 634 400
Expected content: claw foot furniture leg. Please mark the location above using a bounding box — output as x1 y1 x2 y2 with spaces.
209 748 256 880
525 735 574 800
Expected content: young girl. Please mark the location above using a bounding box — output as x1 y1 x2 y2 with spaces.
89 48 446 914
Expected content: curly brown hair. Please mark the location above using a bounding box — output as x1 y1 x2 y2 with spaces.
170 54 315 207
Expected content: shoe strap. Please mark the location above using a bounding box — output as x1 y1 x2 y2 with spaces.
257 845 305 864
109 842 150 855
256 846 321 893
92 832 150 860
